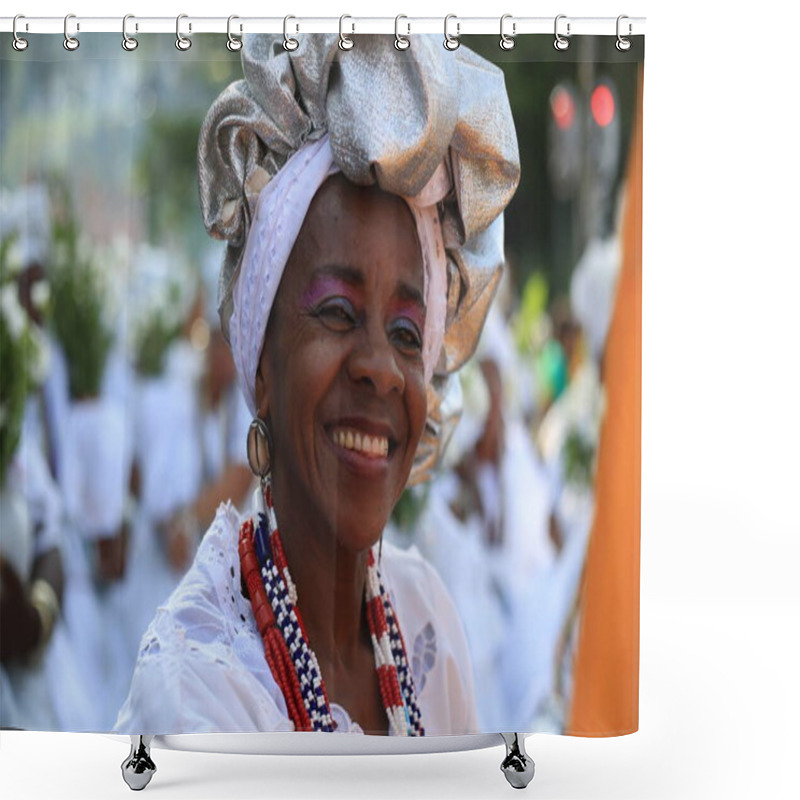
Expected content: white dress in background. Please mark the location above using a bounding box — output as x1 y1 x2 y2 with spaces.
411 472 509 732
199 382 251 491
121 341 205 667
115 502 478 736
0 437 100 731
120 349 252 686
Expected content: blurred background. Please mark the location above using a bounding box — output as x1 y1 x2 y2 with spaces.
0 34 642 735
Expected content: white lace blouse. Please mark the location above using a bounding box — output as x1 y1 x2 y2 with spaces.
115 502 479 736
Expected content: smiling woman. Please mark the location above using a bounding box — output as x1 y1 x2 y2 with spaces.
115 33 520 738
261 177 428 547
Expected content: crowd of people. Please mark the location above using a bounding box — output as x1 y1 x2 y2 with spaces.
1 184 253 729
1 180 620 736
1 35 626 737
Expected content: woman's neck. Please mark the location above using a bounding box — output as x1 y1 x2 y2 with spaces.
271 481 371 666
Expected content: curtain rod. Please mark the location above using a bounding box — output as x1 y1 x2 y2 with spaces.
1 15 646 37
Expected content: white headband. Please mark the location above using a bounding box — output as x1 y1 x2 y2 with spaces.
230 134 449 416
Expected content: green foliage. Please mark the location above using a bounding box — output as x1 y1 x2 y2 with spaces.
135 115 205 247
48 186 113 400
134 295 183 377
563 428 596 488
390 483 431 535
513 272 548 354
0 235 41 486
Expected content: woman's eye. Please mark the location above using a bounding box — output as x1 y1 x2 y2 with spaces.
316 299 357 328
391 319 423 353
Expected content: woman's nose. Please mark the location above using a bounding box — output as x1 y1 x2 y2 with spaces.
346 323 405 396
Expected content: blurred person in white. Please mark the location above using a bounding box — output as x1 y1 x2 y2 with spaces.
11 182 136 729
121 248 252 667
160 251 253 572
502 231 623 731
0 185 98 730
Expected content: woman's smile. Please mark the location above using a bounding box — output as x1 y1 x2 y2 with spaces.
330 427 390 459
324 416 399 478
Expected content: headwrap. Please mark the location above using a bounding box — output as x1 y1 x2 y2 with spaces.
198 34 520 483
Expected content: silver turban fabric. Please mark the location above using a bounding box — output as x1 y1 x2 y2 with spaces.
198 34 520 483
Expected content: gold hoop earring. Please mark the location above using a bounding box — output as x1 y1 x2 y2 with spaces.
247 417 273 480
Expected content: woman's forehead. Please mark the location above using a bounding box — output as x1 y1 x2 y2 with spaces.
288 176 425 297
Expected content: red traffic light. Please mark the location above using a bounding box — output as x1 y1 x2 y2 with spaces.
590 84 615 127
550 86 576 130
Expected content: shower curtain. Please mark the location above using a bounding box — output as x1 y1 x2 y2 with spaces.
0 29 643 739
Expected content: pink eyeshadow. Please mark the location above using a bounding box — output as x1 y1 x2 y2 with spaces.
392 299 425 331
301 276 359 308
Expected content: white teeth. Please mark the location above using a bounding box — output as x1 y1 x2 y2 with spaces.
332 427 389 458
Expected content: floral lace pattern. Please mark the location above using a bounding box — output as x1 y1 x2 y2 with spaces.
411 622 437 693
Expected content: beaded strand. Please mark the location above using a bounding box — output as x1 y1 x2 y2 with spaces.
238 477 424 736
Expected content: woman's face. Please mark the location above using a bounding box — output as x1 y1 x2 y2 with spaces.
256 175 428 553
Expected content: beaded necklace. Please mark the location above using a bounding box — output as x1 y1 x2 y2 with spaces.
238 477 425 736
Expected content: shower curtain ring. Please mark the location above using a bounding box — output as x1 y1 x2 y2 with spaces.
554 14 570 51
227 15 243 52
444 14 460 51
499 14 516 50
394 15 410 50
339 15 354 50
122 15 138 51
12 15 29 51
63 13 80 51
283 16 299 51
175 14 192 51
616 15 632 51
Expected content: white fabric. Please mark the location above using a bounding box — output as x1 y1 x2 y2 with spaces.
408 476 509 731
200 383 251 482
570 235 621 363
0 183 51 267
1 436 64 579
115 503 479 736
61 396 128 540
231 135 449 416
0 444 102 732
133 342 205 522
13 429 64 562
121 371 252 667
26 335 71 486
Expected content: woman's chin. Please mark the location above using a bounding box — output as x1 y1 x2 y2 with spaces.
332 515 389 555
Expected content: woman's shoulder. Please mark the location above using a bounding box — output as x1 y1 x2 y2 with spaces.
116 504 292 734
